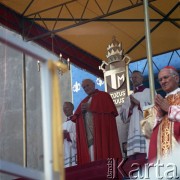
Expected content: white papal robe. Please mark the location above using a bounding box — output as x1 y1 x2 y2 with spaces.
120 86 151 157
63 118 77 167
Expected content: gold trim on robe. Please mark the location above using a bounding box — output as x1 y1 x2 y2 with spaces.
159 116 172 158
157 93 180 160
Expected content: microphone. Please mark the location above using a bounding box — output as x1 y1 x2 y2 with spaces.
82 109 87 115
81 103 87 115
82 110 87 120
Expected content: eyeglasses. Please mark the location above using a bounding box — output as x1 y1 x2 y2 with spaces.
158 74 176 83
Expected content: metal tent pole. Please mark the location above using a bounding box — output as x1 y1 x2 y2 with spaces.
143 0 155 104
22 53 27 167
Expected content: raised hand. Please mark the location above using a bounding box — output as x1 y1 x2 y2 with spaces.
155 94 170 113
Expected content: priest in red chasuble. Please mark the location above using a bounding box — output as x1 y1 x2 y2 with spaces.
72 79 122 165
149 66 180 162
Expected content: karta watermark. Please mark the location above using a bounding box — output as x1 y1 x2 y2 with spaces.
107 158 179 179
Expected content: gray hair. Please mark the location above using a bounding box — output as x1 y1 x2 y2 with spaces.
169 69 179 76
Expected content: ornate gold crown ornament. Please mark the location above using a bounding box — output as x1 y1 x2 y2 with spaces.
106 36 124 63
99 36 131 73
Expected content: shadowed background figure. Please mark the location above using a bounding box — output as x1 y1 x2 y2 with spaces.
120 71 151 160
63 102 77 167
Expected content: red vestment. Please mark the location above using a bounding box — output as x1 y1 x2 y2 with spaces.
72 89 122 165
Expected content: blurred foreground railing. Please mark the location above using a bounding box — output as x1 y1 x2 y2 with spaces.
0 27 58 180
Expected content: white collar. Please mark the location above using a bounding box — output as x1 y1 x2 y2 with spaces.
166 87 180 97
